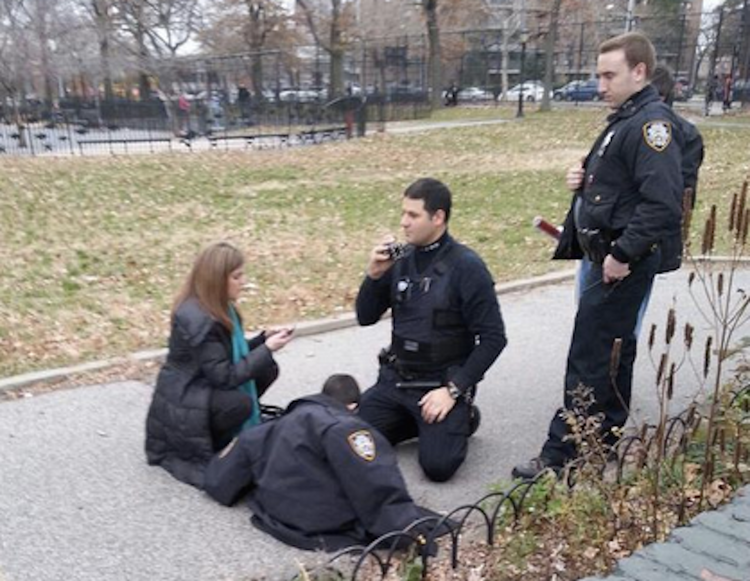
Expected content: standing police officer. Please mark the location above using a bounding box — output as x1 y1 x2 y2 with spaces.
513 32 685 479
357 178 507 482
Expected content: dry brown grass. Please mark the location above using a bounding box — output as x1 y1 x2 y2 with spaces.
1 107 748 378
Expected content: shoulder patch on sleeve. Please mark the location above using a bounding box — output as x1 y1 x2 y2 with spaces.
642 120 672 152
347 430 376 461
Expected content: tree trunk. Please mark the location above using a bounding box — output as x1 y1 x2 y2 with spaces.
501 18 509 99
540 0 562 112
329 0 344 98
93 0 114 101
247 1 266 100
423 0 442 109
251 56 264 98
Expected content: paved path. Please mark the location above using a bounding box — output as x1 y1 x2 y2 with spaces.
1 268 748 581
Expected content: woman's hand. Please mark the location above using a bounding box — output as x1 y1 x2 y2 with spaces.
264 326 295 352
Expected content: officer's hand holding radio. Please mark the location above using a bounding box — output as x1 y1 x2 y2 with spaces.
366 234 398 280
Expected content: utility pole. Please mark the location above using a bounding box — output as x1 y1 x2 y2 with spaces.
740 0 750 106
675 6 687 80
705 5 725 116
516 0 528 118
625 0 637 32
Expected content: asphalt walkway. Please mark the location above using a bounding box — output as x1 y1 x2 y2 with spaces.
1 267 749 581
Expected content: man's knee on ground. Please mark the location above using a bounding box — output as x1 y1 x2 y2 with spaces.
420 455 462 482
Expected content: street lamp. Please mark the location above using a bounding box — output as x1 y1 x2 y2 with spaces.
516 29 529 119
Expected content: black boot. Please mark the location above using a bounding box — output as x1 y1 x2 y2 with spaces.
469 405 481 436
511 456 561 480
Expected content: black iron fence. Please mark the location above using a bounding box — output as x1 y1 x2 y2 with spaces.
0 99 430 157
296 382 750 581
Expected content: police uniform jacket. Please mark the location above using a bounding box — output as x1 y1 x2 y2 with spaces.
679 115 704 204
356 233 506 393
554 84 684 271
145 297 278 488
204 394 439 551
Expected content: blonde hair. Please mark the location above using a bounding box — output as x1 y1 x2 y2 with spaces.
173 241 245 331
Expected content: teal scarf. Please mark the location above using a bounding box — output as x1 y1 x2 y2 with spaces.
228 305 261 430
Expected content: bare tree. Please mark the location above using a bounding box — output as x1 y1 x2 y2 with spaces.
540 0 563 112
76 0 117 101
0 0 29 144
201 0 292 99
296 0 356 97
20 0 57 107
420 0 442 108
115 0 203 98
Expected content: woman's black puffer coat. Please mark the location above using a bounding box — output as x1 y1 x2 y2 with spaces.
145 297 278 488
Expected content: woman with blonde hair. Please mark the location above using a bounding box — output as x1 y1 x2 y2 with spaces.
145 241 293 488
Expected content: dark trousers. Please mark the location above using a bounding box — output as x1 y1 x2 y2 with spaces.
209 390 253 451
359 365 471 482
541 250 660 466
208 364 278 451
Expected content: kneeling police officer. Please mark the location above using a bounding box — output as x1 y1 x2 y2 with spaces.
356 178 507 482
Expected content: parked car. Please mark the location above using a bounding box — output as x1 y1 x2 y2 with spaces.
731 78 750 102
457 86 495 102
279 87 325 103
553 79 600 102
672 78 693 102
505 81 545 102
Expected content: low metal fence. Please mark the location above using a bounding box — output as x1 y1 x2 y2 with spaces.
299 386 750 581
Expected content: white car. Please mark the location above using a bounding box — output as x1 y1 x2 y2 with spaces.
505 81 546 102
279 88 325 103
457 87 495 102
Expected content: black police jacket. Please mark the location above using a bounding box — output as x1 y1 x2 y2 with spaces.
679 115 704 205
145 297 278 488
356 234 506 392
554 85 684 271
204 394 440 551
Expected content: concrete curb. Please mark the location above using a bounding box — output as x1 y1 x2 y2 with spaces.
0 269 578 393
1 256 745 393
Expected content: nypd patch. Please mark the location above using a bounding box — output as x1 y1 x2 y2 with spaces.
642 121 672 152
347 430 376 461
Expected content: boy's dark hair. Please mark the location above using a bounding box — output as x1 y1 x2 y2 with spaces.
322 374 361 406
403 178 452 222
651 64 676 106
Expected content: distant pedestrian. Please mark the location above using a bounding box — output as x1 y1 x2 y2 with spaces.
145 241 294 488
722 74 733 111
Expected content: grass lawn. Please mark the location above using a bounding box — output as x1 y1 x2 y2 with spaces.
1 105 749 377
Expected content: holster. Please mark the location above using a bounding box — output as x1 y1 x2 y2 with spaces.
576 228 614 264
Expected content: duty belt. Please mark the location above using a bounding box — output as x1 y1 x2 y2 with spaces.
576 228 619 264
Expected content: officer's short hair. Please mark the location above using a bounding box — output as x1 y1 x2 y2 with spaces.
404 178 452 223
322 374 361 406
599 32 656 79
652 65 675 106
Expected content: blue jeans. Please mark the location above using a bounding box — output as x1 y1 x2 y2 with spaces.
576 257 653 338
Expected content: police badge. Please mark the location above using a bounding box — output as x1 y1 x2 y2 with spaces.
347 430 376 461
643 121 672 152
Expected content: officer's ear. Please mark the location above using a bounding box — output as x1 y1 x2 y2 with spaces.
431 208 447 226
